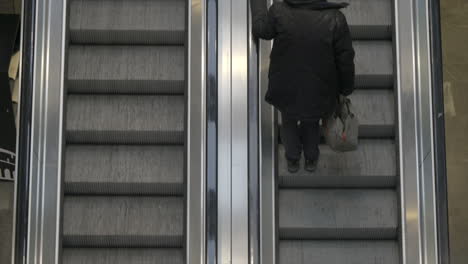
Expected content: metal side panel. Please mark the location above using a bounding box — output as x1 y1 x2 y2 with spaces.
394 0 440 263
24 0 68 263
186 0 207 263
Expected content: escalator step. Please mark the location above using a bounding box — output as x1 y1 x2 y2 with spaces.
354 41 393 88
278 140 397 188
68 45 185 94
349 89 395 138
63 196 183 248
340 0 392 40
278 90 395 138
66 95 184 144
69 0 185 45
279 189 398 239
65 145 184 195
279 241 399 264
63 248 184 264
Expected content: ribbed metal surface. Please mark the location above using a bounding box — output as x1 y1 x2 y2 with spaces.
63 249 184 264
279 189 398 239
63 0 187 262
354 41 393 88
69 0 185 44
65 145 184 195
279 241 399 264
67 46 185 94
66 95 184 144
279 140 397 188
340 0 392 40
63 196 184 247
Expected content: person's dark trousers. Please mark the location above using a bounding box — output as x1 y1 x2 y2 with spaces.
280 113 320 162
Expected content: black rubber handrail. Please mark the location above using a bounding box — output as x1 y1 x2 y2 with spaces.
429 0 450 263
15 0 36 263
206 0 218 263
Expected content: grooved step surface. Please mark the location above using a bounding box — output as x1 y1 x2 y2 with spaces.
349 89 395 138
68 46 185 94
279 189 398 239
278 140 397 188
354 41 393 88
339 0 392 40
278 90 395 138
63 196 183 247
280 241 400 264
65 145 184 195
63 249 184 264
66 95 184 144
69 0 185 44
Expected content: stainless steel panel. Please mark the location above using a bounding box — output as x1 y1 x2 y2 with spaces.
394 0 438 263
231 0 249 263
187 0 206 263
24 0 68 263
258 1 276 264
217 0 232 263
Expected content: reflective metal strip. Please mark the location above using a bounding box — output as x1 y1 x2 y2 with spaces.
395 0 439 263
187 0 207 263
25 0 68 263
258 1 276 264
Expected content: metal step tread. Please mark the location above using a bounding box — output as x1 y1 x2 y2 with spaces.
278 89 395 138
63 196 183 247
278 139 397 188
339 0 393 40
63 248 184 264
66 95 184 144
279 189 398 239
349 89 395 137
354 41 393 88
68 45 185 94
279 240 400 264
69 0 185 44
65 145 184 195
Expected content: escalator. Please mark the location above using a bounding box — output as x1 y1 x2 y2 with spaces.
61 0 186 263
276 0 400 263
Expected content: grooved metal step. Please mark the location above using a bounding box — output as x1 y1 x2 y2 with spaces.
63 249 184 264
279 241 400 264
354 41 393 88
349 89 395 138
279 189 398 239
66 95 185 144
339 0 392 40
65 145 184 195
278 89 395 138
68 46 185 94
69 0 186 44
63 196 184 248
278 140 397 188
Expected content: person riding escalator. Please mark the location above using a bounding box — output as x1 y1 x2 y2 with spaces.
250 0 356 172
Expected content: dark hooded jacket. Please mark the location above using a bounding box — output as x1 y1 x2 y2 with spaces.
251 0 355 120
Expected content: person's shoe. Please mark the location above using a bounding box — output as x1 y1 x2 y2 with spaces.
286 159 300 173
304 159 318 172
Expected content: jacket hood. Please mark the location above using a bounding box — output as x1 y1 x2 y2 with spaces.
284 0 349 10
